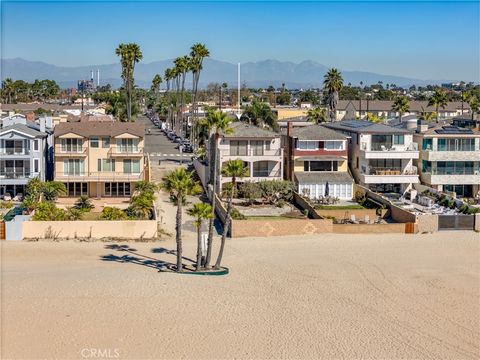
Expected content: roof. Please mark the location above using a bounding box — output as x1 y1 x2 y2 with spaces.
225 122 279 138
336 100 470 112
294 171 354 184
0 123 47 138
325 120 411 134
0 103 96 112
54 121 144 138
291 125 349 140
420 124 480 137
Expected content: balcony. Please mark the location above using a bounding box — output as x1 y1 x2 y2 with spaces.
220 148 283 159
109 147 144 157
55 146 87 157
421 149 479 161
421 173 480 185
0 148 30 156
359 166 419 184
360 142 419 159
55 171 144 182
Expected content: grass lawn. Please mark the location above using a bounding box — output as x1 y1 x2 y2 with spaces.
314 204 365 210
80 212 103 220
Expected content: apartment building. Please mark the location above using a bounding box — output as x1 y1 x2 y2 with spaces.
335 100 470 121
325 120 419 194
0 115 49 198
54 122 147 197
216 122 283 190
284 123 354 200
414 124 480 198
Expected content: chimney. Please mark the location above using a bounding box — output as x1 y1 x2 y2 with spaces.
26 112 35 122
287 121 293 137
39 117 46 133
417 121 428 133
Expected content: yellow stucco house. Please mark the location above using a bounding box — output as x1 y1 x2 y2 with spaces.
53 121 149 197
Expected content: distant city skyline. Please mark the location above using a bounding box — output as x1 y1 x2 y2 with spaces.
1 1 479 81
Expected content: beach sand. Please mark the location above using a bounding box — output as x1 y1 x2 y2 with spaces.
1 232 479 359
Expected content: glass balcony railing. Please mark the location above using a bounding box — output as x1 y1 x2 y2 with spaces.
0 148 30 155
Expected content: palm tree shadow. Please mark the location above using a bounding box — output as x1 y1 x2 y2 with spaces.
100 244 177 272
151 247 196 264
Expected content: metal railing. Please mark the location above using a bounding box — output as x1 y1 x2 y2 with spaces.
55 171 144 181
0 171 35 179
223 148 282 157
0 148 30 155
361 166 418 176
362 142 418 151
55 147 87 154
109 147 144 156
252 170 282 178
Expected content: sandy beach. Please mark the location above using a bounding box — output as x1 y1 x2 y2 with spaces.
1 232 479 359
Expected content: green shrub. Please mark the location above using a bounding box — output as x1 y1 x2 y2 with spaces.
257 180 293 204
0 200 14 209
74 195 94 212
100 207 128 220
32 202 66 221
238 181 262 204
65 207 84 220
230 208 246 220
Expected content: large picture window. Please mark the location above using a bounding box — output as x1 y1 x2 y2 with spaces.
229 140 248 156
123 159 140 174
297 140 317 150
324 141 344 150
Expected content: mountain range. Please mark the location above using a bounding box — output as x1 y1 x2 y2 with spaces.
1 57 453 89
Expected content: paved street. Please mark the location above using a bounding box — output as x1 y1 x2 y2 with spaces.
137 115 193 162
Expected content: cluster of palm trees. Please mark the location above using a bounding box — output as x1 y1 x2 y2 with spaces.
161 44 210 139
115 43 143 122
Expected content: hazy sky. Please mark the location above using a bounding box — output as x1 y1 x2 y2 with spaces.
2 0 479 81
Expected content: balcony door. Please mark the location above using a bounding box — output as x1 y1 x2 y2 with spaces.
64 159 84 175
117 139 139 153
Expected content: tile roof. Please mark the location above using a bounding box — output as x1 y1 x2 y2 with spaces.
291 125 349 140
337 100 469 112
294 171 354 184
325 120 411 134
54 121 144 138
225 122 279 138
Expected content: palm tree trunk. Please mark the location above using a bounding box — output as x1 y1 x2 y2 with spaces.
214 178 234 269
176 198 183 272
205 133 218 268
436 105 439 123
196 222 202 271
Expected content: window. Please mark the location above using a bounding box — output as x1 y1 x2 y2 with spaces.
91 137 99 148
33 140 39 151
97 159 115 172
253 161 270 177
63 159 84 175
34 159 39 173
102 137 110 148
116 138 139 152
5 140 25 154
265 141 271 150
123 159 140 174
306 161 337 172
393 135 405 145
61 138 82 152
324 141 344 150
423 138 433 150
422 160 431 173
229 140 248 156
250 140 264 156
297 140 317 150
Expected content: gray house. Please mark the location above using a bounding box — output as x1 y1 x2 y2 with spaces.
0 115 50 198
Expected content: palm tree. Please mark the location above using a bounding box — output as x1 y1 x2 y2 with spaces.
419 106 436 122
133 180 158 195
74 195 94 212
241 101 278 130
41 181 66 201
115 43 143 121
1 78 15 103
204 110 233 269
214 159 248 269
391 96 410 122
323 68 344 122
428 89 448 123
162 168 201 272
187 203 213 271
306 107 328 124
174 55 191 135
164 68 174 92
468 96 479 120
151 74 162 98
189 43 210 144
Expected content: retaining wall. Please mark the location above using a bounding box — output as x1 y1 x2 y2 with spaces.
23 220 158 240
332 223 407 234
231 218 333 238
475 214 480 232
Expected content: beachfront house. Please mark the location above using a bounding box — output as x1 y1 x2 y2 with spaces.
0 115 49 198
53 121 148 197
414 124 480 198
284 122 354 200
216 122 283 191
325 120 420 195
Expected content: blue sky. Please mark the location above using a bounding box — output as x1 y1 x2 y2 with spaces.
1 1 479 80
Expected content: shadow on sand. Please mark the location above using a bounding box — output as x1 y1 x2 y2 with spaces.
100 244 197 272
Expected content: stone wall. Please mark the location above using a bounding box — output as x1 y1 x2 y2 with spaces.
416 214 439 233
231 219 333 238
193 159 209 190
475 214 480 232
22 220 158 240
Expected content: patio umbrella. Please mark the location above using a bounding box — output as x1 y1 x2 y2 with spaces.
324 182 330 197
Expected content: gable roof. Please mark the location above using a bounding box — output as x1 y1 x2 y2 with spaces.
325 120 411 134
54 121 144 138
224 122 279 138
0 123 47 138
291 125 349 141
